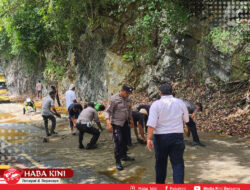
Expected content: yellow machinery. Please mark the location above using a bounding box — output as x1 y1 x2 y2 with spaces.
0 89 8 94
0 73 10 102
0 74 6 83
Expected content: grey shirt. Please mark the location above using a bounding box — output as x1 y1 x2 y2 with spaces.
77 107 100 123
105 93 132 126
184 100 196 114
41 96 55 116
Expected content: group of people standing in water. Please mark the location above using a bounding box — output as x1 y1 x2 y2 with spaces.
38 82 204 184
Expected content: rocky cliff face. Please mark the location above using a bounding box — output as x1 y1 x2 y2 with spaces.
69 31 134 101
129 3 249 97
2 2 249 101
0 58 44 96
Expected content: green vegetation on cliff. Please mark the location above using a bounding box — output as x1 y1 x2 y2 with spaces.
0 0 190 76
112 0 190 63
0 1 248 82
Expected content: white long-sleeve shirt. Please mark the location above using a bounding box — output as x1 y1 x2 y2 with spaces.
147 95 189 134
65 90 77 109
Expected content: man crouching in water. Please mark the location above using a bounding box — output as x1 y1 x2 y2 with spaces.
76 102 103 150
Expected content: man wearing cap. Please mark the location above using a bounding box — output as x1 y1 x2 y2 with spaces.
136 104 150 133
132 110 147 144
23 98 36 114
147 83 189 184
94 102 105 112
84 102 106 112
105 84 135 171
65 84 77 134
76 102 103 149
136 104 150 115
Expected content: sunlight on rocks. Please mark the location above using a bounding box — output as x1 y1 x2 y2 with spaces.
199 155 250 183
211 139 235 147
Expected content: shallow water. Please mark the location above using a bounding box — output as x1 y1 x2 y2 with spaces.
57 125 69 130
99 167 147 183
0 113 15 120
0 128 29 143
121 168 147 183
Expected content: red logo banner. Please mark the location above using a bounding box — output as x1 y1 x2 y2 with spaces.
0 184 249 189
0 169 74 178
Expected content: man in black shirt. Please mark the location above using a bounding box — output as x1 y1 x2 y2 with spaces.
51 85 61 107
132 111 147 144
184 101 205 147
136 104 150 115
68 103 83 133
136 104 150 133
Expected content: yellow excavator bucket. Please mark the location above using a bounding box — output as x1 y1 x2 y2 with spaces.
0 73 10 102
0 74 6 83
0 95 10 102
0 89 8 94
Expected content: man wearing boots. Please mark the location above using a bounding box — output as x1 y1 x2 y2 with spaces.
105 84 135 171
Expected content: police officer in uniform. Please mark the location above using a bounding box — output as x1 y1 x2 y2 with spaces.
105 84 135 170
76 102 103 149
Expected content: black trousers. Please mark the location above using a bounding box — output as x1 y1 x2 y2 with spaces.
145 116 148 133
112 122 129 162
37 90 42 98
154 133 185 184
69 112 80 129
56 93 61 107
76 124 100 146
186 117 200 143
124 122 132 145
42 115 56 135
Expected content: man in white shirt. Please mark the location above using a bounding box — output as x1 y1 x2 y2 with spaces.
65 84 77 134
147 83 189 184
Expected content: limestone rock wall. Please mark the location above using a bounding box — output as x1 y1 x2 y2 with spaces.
1 58 43 96
1 1 248 101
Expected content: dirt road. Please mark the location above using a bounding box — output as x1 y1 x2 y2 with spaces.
0 103 250 184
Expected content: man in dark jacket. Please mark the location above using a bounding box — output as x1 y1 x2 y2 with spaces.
184 101 205 147
51 85 61 107
68 103 83 131
132 110 147 144
136 104 150 133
